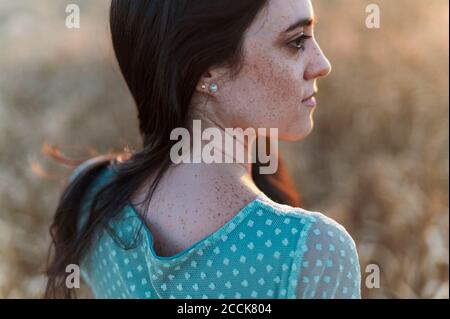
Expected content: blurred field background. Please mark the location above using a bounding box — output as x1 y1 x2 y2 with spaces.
0 0 448 298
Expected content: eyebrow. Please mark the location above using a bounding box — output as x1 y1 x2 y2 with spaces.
283 16 316 34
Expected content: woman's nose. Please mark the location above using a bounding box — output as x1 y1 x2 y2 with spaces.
304 46 332 81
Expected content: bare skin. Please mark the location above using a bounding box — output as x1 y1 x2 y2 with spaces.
131 0 331 257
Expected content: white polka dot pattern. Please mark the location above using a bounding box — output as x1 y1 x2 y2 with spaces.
294 211 361 299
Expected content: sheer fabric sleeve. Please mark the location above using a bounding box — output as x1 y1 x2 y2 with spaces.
295 212 361 299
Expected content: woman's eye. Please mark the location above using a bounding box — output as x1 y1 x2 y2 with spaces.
287 32 312 51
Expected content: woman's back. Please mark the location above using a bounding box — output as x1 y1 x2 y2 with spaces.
128 160 262 258
78 162 361 299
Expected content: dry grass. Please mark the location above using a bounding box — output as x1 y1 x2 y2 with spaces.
0 0 448 298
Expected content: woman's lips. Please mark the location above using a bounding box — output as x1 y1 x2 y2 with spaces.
302 93 317 107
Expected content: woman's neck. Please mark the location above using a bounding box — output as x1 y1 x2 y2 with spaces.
184 116 256 177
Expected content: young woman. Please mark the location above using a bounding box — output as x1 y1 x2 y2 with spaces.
45 0 361 299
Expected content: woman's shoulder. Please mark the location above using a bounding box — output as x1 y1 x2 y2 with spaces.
254 195 361 298
257 194 359 266
255 193 355 240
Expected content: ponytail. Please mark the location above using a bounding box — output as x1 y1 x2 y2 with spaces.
44 154 121 298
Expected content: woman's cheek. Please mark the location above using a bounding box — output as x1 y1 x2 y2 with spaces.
218 50 305 131
257 61 304 127
217 80 264 129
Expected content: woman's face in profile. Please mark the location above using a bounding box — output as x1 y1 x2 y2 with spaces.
209 0 331 141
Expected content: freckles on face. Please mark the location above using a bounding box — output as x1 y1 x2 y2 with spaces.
220 34 307 135
216 0 316 140
241 38 307 131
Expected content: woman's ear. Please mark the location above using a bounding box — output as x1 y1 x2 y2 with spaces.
195 66 228 96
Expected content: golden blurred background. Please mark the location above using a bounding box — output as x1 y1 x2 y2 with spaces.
0 0 448 298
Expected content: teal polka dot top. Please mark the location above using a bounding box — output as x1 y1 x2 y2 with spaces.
75 163 361 299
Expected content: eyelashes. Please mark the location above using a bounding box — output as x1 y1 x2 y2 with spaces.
287 32 313 52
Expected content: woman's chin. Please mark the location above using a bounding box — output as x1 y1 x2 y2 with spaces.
279 121 314 142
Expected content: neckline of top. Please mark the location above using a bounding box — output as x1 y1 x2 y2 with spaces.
124 192 272 264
